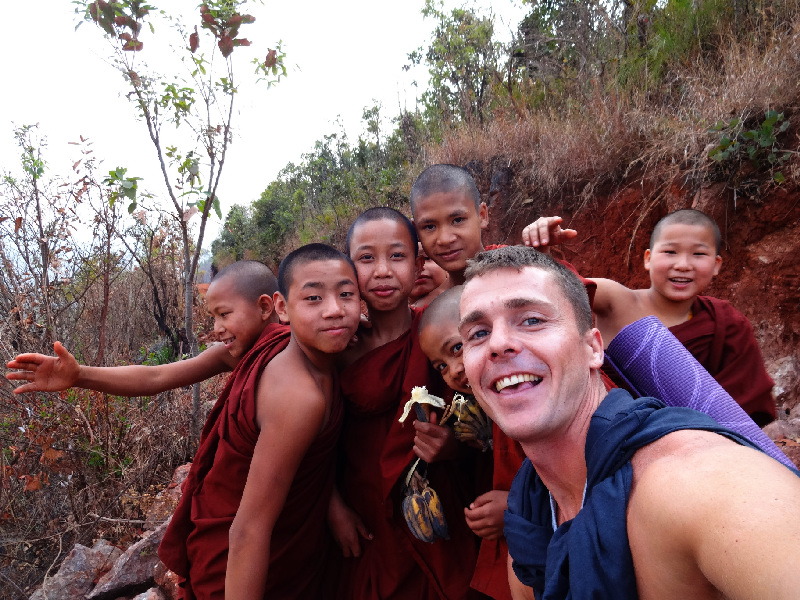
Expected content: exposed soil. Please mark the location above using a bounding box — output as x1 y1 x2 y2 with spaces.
482 168 800 418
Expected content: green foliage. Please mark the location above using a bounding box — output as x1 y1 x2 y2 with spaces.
410 1 501 128
103 166 143 213
211 105 415 266
709 111 793 183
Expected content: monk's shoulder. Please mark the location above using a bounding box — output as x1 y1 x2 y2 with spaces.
260 347 327 412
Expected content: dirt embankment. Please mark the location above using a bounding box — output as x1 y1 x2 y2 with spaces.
482 168 800 419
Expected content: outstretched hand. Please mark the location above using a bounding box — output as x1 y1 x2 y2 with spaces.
413 412 460 463
464 489 509 540
522 216 577 251
5 341 80 394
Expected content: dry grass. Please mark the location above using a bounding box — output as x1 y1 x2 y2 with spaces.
428 17 800 211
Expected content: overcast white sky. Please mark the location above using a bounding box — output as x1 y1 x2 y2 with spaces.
1 0 527 242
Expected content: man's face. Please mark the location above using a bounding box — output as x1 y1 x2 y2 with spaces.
276 259 361 356
206 277 270 359
349 218 420 313
413 191 488 275
459 267 603 444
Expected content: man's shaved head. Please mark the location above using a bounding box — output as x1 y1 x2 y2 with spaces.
464 245 592 334
409 164 481 216
650 209 721 254
419 285 463 335
277 243 356 298
211 260 278 302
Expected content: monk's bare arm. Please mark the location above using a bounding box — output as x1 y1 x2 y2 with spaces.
628 432 800 599
225 364 326 600
6 341 235 396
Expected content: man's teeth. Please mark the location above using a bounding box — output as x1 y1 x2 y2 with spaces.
495 374 542 392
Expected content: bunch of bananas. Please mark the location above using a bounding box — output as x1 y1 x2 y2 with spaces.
449 393 493 451
402 465 449 543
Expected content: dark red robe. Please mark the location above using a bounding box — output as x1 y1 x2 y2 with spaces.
469 424 527 600
158 323 343 599
337 308 481 599
670 296 775 426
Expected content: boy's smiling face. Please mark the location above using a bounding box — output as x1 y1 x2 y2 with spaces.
645 222 722 303
419 316 471 394
413 190 488 275
276 259 361 356
206 277 273 359
348 218 420 312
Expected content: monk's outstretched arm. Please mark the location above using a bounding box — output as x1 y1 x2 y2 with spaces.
225 368 326 600
6 341 234 396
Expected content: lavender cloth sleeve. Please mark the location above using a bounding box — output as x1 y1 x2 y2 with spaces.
605 316 794 469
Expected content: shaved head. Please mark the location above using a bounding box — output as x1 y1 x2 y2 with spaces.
409 164 481 216
278 243 356 298
345 207 418 257
650 209 721 254
419 285 463 335
211 260 278 302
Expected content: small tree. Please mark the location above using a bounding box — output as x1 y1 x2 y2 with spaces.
75 0 285 439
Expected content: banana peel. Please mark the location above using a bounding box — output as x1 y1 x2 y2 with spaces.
398 386 446 424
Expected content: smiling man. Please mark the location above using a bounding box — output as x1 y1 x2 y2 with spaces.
458 245 800 600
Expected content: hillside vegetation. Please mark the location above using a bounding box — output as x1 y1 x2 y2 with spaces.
2 0 799 596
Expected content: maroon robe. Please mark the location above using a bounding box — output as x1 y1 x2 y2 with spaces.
469 425 527 600
158 323 343 599
337 308 481 599
670 296 775 426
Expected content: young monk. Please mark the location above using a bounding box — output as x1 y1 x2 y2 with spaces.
410 164 490 289
418 286 527 600
524 210 776 425
7 252 362 599
327 206 481 599
409 243 448 308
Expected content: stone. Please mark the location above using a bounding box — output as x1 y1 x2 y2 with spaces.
768 356 800 413
131 589 167 600
86 521 168 600
153 559 181 600
29 540 120 600
144 463 190 530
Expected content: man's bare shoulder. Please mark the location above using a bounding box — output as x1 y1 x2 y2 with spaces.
627 430 800 599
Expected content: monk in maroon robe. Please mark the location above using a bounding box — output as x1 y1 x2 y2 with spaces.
670 296 775 426
159 323 343 599
337 309 481 599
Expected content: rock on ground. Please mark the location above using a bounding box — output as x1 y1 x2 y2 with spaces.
29 539 121 600
86 521 168 600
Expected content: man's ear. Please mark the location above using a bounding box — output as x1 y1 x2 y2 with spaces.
478 202 489 230
273 291 289 324
643 248 652 271
257 294 277 323
585 327 604 369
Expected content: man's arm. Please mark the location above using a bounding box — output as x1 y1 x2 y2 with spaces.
225 364 326 600
6 341 235 396
508 553 535 600
628 431 800 599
